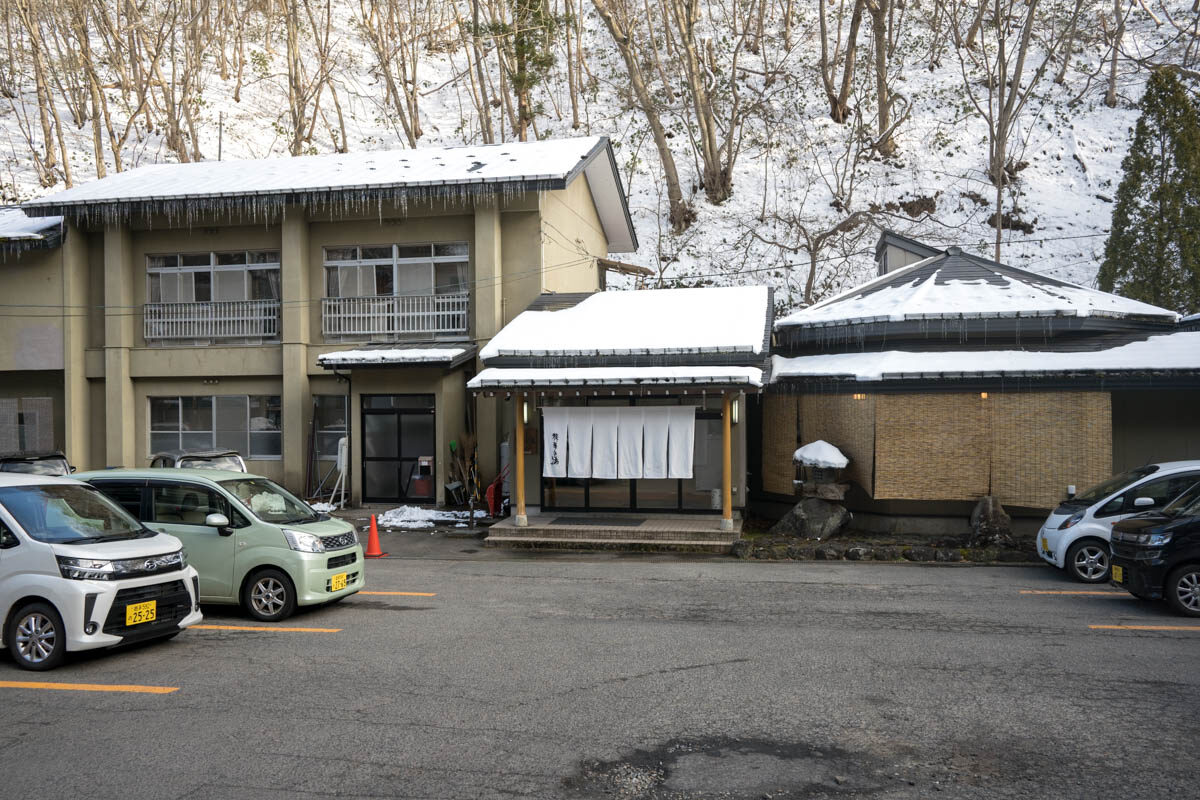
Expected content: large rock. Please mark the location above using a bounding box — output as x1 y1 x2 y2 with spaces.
970 495 1015 549
768 498 851 540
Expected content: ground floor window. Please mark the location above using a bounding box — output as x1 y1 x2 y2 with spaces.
540 398 726 512
0 397 54 452
149 395 282 458
314 395 347 461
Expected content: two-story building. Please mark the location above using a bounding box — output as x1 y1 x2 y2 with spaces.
11 136 637 505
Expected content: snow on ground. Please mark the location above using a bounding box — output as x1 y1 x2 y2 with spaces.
309 502 337 513
794 441 849 469
0 3 1185 310
377 505 487 530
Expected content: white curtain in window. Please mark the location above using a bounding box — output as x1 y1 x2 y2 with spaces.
566 408 593 478
616 408 644 479
667 406 696 479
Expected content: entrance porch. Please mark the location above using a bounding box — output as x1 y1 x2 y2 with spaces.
485 511 741 552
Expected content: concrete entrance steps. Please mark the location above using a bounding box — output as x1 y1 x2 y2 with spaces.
485 513 741 553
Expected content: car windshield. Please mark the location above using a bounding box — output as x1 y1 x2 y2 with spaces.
1072 466 1161 505
221 478 316 524
0 458 70 476
1163 482 1200 517
179 455 244 472
0 484 148 543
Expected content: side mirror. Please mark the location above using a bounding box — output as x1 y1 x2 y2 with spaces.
205 512 232 533
0 526 18 549
69 465 77 474
1133 497 1155 508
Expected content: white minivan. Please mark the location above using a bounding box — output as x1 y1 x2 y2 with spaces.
0 473 203 670
1037 461 1200 583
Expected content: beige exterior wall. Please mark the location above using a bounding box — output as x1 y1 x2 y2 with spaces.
540 175 606 295
0 179 615 498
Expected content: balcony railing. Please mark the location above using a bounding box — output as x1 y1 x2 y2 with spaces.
143 300 281 342
322 292 470 339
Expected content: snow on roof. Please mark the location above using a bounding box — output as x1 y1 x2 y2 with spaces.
468 366 764 389
23 137 637 252
771 330 1200 382
793 440 849 469
776 248 1176 328
0 207 61 241
317 346 470 367
480 286 771 359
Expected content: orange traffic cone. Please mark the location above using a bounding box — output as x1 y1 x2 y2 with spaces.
364 514 388 558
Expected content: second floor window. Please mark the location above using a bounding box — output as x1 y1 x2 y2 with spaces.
148 251 281 305
323 243 468 299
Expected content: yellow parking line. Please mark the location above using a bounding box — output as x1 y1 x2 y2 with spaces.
1021 590 1125 596
192 624 341 633
1089 624 1200 631
0 681 178 694
358 591 437 597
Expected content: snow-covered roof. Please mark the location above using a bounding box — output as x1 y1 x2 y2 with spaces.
793 440 849 469
0 207 62 252
317 345 473 369
771 330 1200 382
776 247 1177 328
23 137 637 253
480 286 772 359
468 366 764 389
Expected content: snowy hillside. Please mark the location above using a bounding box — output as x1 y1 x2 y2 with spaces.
0 0 1194 312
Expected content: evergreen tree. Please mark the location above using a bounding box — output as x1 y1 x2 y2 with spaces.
1098 69 1200 315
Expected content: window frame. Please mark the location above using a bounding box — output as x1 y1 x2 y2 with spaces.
322 242 469 299
148 395 282 461
146 250 281 305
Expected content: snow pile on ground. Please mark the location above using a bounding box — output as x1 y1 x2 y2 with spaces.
793 441 849 469
309 502 337 512
377 505 487 529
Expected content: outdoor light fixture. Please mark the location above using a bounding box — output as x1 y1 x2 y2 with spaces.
852 393 866 401
980 392 989 399
522 399 529 424
731 398 740 425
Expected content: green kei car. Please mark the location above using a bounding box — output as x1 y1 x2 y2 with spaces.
76 469 364 621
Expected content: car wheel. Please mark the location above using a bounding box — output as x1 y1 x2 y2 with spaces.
1066 540 1110 583
6 602 66 671
242 568 296 622
1165 565 1200 618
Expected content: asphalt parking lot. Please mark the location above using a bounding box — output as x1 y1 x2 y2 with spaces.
1 541 1197 799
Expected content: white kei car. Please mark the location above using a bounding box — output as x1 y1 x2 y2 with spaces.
1037 461 1200 583
0 473 203 670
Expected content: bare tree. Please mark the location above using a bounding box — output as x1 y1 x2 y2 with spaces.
818 0 866 123
953 0 1084 260
592 0 693 232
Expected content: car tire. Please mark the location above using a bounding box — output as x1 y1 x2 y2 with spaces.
1165 565 1200 618
6 602 66 671
241 568 297 622
1066 540 1110 583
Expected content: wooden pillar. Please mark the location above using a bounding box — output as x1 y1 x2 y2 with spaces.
721 392 733 531
514 392 528 527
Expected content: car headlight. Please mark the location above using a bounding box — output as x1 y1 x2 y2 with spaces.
1058 511 1085 530
283 529 324 553
57 556 115 581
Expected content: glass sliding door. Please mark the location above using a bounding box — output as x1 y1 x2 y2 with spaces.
360 395 436 503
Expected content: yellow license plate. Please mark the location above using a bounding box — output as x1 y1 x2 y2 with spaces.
125 600 157 626
1112 565 1124 583
1041 537 1049 552
330 572 348 592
